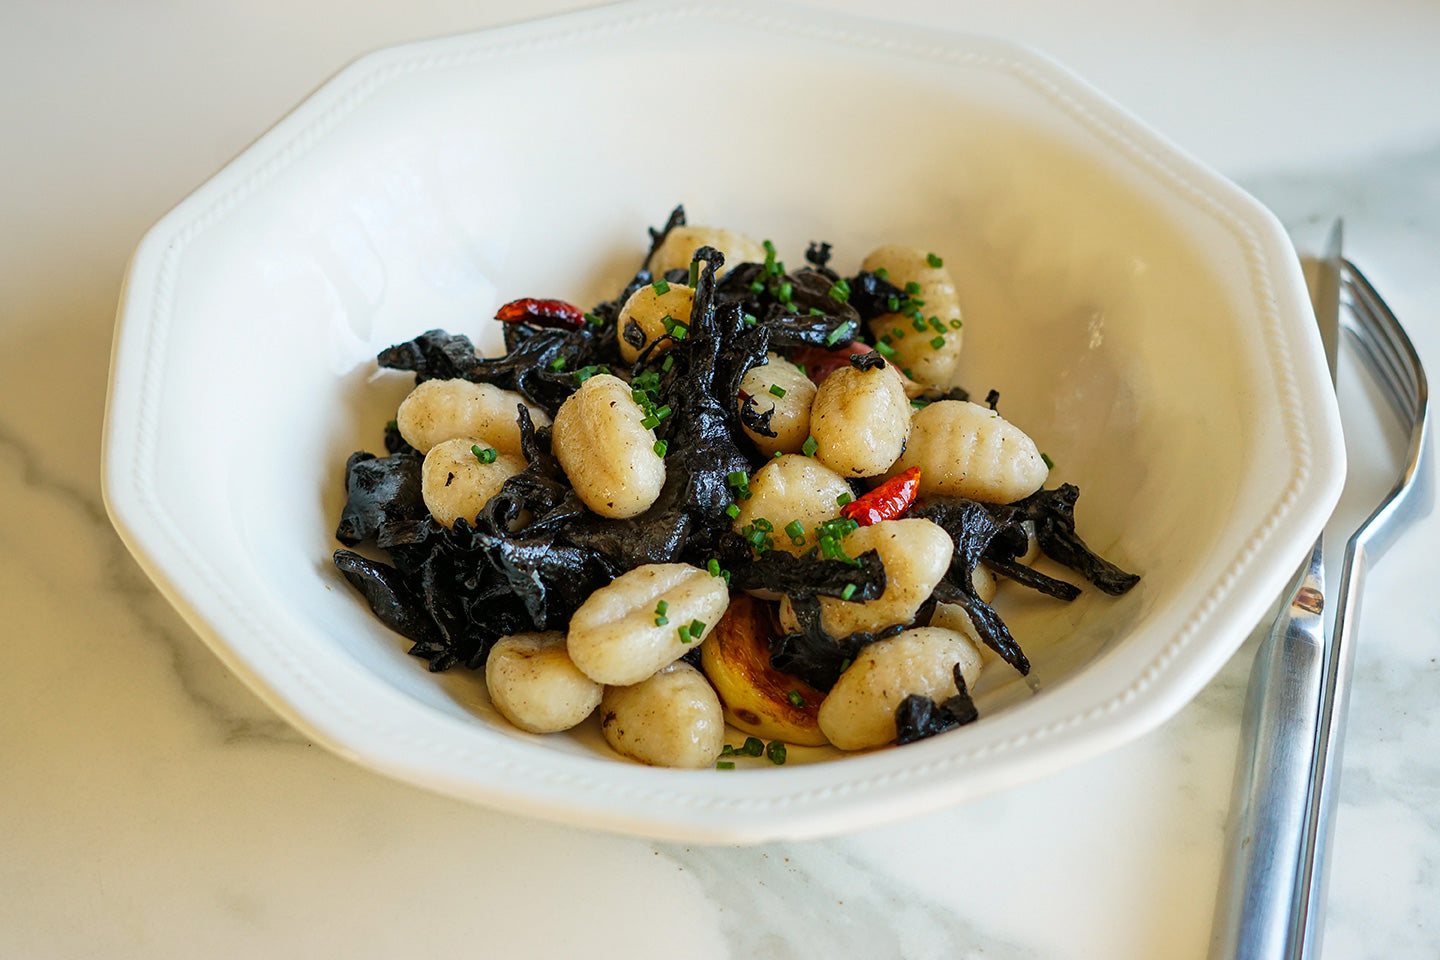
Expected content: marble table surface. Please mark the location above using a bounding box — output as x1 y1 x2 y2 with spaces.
3 1 1437 957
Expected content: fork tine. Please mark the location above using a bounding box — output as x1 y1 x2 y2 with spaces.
1345 264 1421 406
1342 275 1419 421
1344 326 1416 423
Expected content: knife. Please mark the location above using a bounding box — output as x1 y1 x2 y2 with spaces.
1209 222 1343 960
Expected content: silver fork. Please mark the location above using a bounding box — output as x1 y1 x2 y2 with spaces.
1292 259 1433 957
1211 255 1432 960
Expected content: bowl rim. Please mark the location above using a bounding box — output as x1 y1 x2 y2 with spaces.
102 0 1346 842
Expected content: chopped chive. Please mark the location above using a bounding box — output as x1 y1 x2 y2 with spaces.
549 356 566 371
1041 452 1055 470
656 600 668 615
583 312 604 326
795 363 806 375
809 307 825 316
772 449 783 458
719 744 736 757
766 741 787 765
949 318 963 329
716 760 735 770
678 624 692 643
727 471 748 487
875 267 888 279
893 327 906 339
641 415 660 430
743 313 758 325
930 335 946 350
707 558 721 577
836 492 852 506
825 320 855 347
763 239 776 258
769 384 787 398
874 340 896 358
750 280 765 294
912 316 929 332
654 404 672 421
785 520 806 544
928 316 945 333
471 445 497 464
743 736 764 757
653 439 668 457
725 503 741 519
689 619 705 637
653 278 670 294
841 583 857 601
827 279 851 303
654 615 668 626
910 399 929 409
927 252 943 268
662 355 675 372
801 435 818 457
688 261 700 287
838 658 853 674
778 282 793 301
786 690 805 708
752 518 773 532
904 367 916 379
905 281 922 295
671 325 687 340
887 296 900 312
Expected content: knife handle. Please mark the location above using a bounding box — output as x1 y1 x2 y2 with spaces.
1209 538 1327 960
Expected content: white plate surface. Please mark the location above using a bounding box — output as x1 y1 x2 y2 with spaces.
103 0 1344 842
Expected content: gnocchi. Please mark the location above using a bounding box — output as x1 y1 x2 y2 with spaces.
601 661 726 768
566 563 730 686
616 281 695 364
809 361 912 478
731 454 852 557
861 245 964 388
779 518 953 636
818 626 983 750
650 225 766 278
886 400 1049 504
397 378 547 456
737 353 816 455
551 373 666 519
420 439 525 529
485 632 602 734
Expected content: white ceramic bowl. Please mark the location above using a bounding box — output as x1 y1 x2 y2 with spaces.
103 0 1344 842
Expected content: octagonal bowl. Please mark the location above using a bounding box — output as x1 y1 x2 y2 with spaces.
103 0 1344 842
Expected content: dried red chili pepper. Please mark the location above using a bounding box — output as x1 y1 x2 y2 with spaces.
494 298 585 329
842 467 922 526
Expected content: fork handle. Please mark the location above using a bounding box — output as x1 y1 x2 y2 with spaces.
1293 540 1370 957
1210 538 1327 960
